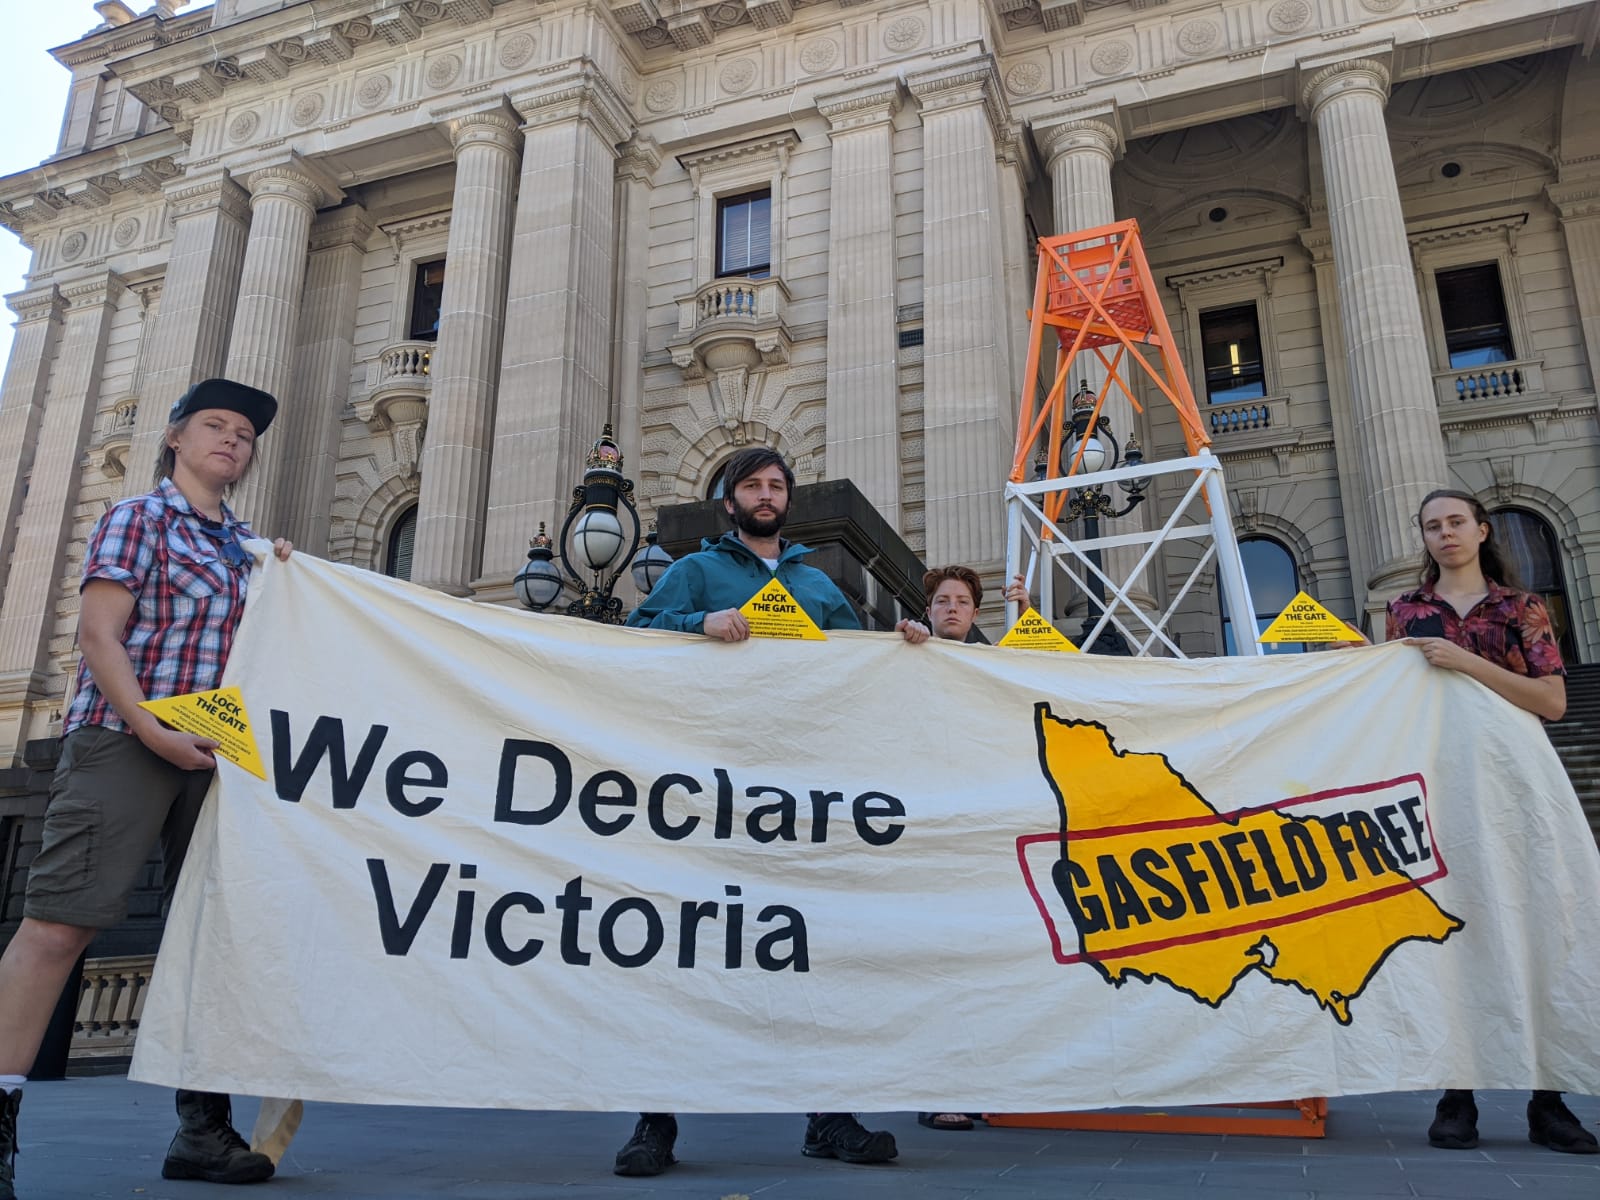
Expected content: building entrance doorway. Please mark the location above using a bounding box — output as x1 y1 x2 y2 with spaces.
1491 508 1578 664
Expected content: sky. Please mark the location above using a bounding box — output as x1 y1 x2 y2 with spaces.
0 6 119 371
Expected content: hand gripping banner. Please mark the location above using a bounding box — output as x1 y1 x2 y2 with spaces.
131 552 1600 1112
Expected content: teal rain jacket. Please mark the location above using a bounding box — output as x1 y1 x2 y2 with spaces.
626 529 860 634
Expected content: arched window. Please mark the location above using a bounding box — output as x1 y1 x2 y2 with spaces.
1490 508 1579 664
705 462 729 501
385 505 417 581
1219 536 1303 656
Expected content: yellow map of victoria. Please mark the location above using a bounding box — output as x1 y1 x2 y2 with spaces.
1035 705 1462 1024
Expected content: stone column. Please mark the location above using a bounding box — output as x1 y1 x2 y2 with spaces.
477 69 631 593
819 81 903 531
410 102 522 594
278 205 374 554
0 272 124 716
1547 180 1600 408
0 286 65 595
125 173 251 493
1300 53 1447 598
226 154 342 529
1033 111 1156 620
908 59 1015 569
611 134 662 508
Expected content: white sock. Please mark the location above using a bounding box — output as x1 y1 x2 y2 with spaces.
0 1074 24 1093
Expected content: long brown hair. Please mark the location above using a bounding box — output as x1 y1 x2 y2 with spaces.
1414 488 1520 590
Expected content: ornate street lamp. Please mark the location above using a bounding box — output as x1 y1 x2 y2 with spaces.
630 527 674 595
1056 381 1151 655
514 426 671 623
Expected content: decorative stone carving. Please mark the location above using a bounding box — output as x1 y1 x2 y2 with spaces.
799 37 839 74
1360 0 1405 10
618 66 639 100
1266 0 1313 33
1176 20 1220 56
498 32 536 70
883 17 925 52
719 59 758 95
112 217 141 247
356 74 392 108
227 110 260 143
1090 39 1135 77
1004 61 1045 96
426 54 462 90
60 231 87 261
291 92 326 127
645 80 678 113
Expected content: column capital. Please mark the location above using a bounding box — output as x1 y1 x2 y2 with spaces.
59 269 127 312
1546 177 1600 221
439 98 524 157
907 55 1008 134
816 79 902 133
241 153 345 213
1297 46 1393 121
4 284 64 325
510 61 633 150
309 203 375 254
615 134 662 184
163 172 252 224
1032 108 1123 170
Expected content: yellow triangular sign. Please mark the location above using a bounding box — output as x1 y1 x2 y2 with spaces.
1258 590 1358 644
738 577 827 641
998 607 1079 653
139 685 267 779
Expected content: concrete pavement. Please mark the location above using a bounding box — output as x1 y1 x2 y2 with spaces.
10 1078 1600 1199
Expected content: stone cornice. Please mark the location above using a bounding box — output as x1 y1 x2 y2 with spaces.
615 135 663 184
59 270 128 311
1405 211 1527 255
241 153 345 211
440 99 524 157
0 136 183 233
1166 256 1285 297
163 172 252 223
381 212 452 246
5 285 65 325
510 62 634 148
1297 46 1394 119
309 204 376 253
678 131 801 179
1032 107 1123 168
1296 225 1332 264
815 80 903 132
1546 178 1600 221
907 56 1009 136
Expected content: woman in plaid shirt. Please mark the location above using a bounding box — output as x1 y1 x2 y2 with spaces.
0 379 294 1198
1387 488 1595 1157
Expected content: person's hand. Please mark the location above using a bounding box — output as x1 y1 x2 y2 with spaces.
1002 574 1030 608
272 538 293 561
1404 636 1478 673
140 725 219 771
1326 620 1369 651
703 609 751 642
896 618 930 644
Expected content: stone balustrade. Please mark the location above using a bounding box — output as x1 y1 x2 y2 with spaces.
670 276 791 378
375 339 433 392
1433 357 1543 406
1207 393 1290 441
72 954 155 1064
90 397 139 448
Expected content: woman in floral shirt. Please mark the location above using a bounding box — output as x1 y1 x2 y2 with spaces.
1386 488 1594 1156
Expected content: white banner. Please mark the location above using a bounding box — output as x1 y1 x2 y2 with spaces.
130 551 1600 1112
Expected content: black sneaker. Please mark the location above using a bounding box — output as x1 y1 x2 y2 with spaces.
0 1088 19 1200
1428 1089 1479 1150
802 1113 897 1164
162 1090 275 1184
1528 1091 1599 1154
613 1113 678 1177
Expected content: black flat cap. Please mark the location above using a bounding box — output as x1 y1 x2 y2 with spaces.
168 378 278 436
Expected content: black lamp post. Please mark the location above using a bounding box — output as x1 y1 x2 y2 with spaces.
513 426 672 623
1058 381 1149 656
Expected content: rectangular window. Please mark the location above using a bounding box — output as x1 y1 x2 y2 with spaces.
409 259 446 342
1199 304 1266 404
1436 263 1514 368
716 190 771 279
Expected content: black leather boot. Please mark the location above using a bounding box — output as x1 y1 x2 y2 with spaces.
162 1090 275 1184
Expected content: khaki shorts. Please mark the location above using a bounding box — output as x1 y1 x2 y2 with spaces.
24 725 214 929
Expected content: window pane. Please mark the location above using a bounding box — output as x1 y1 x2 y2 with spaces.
409 259 446 342
1436 263 1513 367
386 507 417 581
1491 509 1560 592
717 190 772 277
1199 304 1266 403
1219 537 1303 655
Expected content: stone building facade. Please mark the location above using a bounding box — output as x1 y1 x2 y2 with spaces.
0 0 1597 765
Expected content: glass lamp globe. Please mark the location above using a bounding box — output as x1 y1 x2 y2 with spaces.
514 556 563 610
573 507 626 573
1070 433 1108 475
630 532 674 595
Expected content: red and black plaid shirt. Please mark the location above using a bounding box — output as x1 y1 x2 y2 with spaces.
1385 582 1565 681
65 479 255 735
